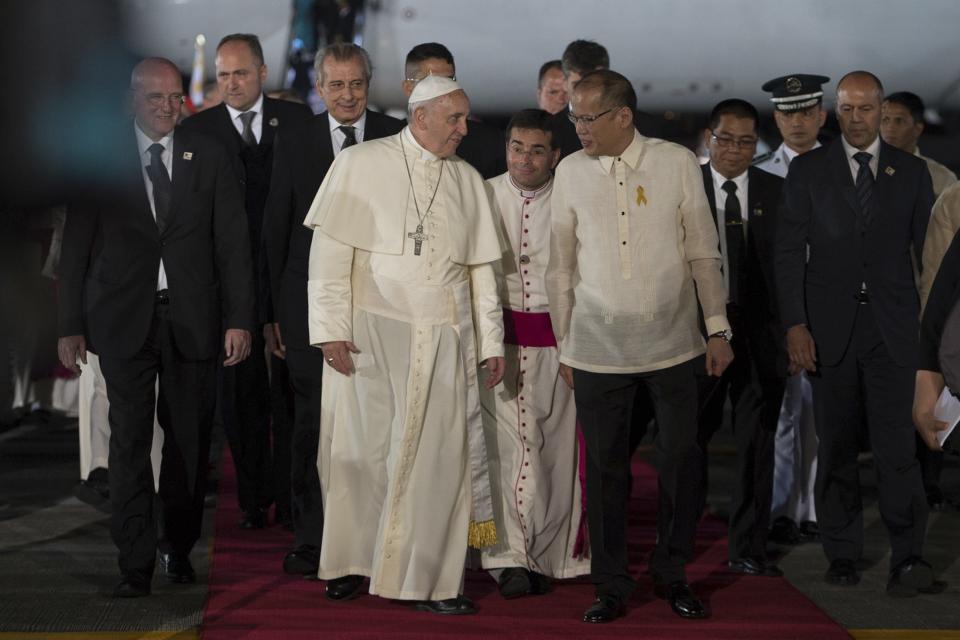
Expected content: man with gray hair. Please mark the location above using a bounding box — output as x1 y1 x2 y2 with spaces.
303 75 505 614
263 42 403 576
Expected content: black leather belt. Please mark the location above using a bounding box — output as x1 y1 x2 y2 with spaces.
155 289 170 305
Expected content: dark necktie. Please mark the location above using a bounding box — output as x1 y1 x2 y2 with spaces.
854 151 874 230
339 125 357 151
146 143 172 233
722 180 743 305
239 111 257 147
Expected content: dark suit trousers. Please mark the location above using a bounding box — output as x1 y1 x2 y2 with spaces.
697 310 784 561
285 345 324 548
270 353 294 515
917 434 943 500
810 303 928 570
219 328 272 512
574 358 701 603
99 300 216 577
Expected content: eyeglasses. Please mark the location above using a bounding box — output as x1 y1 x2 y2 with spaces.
710 133 758 149
143 93 185 108
567 108 613 126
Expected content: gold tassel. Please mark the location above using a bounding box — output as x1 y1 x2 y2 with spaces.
468 519 498 549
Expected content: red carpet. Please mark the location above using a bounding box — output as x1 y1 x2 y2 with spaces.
202 450 851 639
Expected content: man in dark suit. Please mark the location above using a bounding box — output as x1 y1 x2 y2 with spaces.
553 40 609 160
400 42 505 179
697 99 786 577
775 70 942 596
57 57 255 597
263 42 404 576
181 33 313 530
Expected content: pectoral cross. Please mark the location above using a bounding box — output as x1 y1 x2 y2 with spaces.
407 223 427 256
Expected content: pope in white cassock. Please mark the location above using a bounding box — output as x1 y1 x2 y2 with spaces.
479 109 591 598
303 75 506 616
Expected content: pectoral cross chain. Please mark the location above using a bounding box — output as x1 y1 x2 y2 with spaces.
408 224 427 256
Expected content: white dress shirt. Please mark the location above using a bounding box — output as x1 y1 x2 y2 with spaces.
330 111 368 156
225 94 264 144
547 130 729 373
134 123 170 291
755 141 821 179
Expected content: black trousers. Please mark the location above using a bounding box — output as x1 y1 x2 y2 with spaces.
99 301 216 578
285 345 324 548
269 353 294 516
810 303 927 570
219 328 272 513
574 358 701 603
917 434 943 501
697 313 784 561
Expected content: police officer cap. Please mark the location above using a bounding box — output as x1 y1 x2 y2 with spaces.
761 74 830 111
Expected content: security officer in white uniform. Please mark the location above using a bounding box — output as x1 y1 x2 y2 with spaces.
755 74 829 177
755 74 830 544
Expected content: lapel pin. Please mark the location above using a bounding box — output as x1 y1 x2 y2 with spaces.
269 117 279 127
182 151 193 160
636 185 647 206
884 166 895 176
753 206 763 217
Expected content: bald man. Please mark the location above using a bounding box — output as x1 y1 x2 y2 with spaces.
774 71 940 597
58 57 254 597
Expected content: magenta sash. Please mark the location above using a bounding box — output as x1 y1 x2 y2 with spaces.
502 309 557 348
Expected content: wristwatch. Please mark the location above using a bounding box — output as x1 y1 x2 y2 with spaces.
709 329 733 342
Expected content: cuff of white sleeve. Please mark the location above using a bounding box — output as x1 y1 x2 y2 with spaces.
704 315 731 337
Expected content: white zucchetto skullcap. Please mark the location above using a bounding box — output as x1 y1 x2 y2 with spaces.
408 75 462 105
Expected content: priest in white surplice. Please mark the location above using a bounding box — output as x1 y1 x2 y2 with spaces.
480 109 590 598
304 76 506 615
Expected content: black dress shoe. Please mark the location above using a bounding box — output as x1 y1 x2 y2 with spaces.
582 596 625 623
239 508 268 530
798 520 820 542
728 557 784 577
887 557 946 597
325 574 365 601
414 595 476 615
497 567 533 599
160 553 196 583
113 574 151 598
529 571 553 595
769 516 801 545
824 559 860 586
283 545 320 576
654 581 707 619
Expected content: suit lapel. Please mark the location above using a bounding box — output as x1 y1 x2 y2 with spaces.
747 167 768 232
212 104 244 154
260 96 278 149
872 141 898 225
166 129 194 235
316 113 335 164
126 127 159 233
365 109 385 138
828 139 860 217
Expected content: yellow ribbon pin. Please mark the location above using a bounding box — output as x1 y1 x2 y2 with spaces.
636 185 647 206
